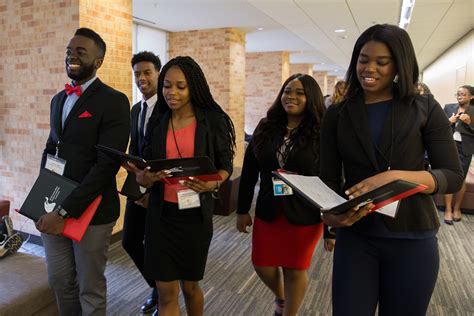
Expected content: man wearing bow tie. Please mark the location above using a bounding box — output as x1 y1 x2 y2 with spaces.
38 28 130 316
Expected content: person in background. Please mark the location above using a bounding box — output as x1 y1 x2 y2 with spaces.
443 85 474 224
324 80 347 108
37 28 130 315
237 73 334 316
128 56 235 316
319 24 463 316
415 82 431 95
122 51 161 314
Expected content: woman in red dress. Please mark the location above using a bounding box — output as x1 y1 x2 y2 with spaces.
237 73 335 316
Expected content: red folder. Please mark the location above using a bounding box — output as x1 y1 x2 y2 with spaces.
62 195 102 242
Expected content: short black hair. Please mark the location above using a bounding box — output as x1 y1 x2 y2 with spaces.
345 24 419 101
131 51 162 71
74 28 106 58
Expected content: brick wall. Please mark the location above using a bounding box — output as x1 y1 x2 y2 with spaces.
289 63 313 76
168 28 246 167
0 0 132 236
245 52 290 134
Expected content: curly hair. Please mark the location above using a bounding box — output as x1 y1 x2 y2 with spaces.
252 73 325 158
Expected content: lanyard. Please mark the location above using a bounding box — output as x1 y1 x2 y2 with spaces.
170 117 183 159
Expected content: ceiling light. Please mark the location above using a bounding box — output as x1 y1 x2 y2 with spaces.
334 29 346 33
399 0 416 30
257 27 264 31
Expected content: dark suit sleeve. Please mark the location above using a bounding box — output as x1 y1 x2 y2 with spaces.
236 138 260 214
61 93 131 218
319 104 343 194
212 113 233 176
41 98 59 169
424 96 463 194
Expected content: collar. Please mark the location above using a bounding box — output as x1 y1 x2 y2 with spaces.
142 94 157 107
71 75 97 94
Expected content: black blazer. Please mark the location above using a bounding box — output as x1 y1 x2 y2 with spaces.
320 93 464 232
443 103 474 155
143 107 233 223
41 79 130 225
237 119 326 227
129 100 159 157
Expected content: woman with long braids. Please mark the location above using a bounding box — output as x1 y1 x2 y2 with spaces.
236 74 334 316
128 56 235 316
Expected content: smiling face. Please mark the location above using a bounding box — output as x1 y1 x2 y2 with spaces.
356 40 397 103
133 61 159 100
162 66 192 113
281 78 307 117
65 35 103 85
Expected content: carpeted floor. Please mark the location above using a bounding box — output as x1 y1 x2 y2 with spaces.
20 211 473 315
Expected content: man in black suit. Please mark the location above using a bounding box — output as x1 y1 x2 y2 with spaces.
37 28 130 315
122 51 161 314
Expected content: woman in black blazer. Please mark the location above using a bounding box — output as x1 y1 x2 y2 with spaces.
319 24 464 315
129 56 235 316
237 74 333 316
443 85 474 223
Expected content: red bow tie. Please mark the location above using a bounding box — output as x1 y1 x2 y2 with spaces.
65 83 82 96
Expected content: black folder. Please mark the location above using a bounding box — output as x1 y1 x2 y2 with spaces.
19 168 78 221
273 172 427 215
120 172 147 200
96 144 222 184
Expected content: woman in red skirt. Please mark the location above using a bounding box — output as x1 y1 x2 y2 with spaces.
237 73 335 316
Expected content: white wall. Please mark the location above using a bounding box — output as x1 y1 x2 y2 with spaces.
132 23 168 104
423 30 473 107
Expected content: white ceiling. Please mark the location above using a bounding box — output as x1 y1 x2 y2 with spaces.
133 0 473 77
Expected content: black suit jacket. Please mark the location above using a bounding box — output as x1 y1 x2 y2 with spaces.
237 119 325 227
129 100 159 157
41 78 130 225
320 93 463 232
143 107 233 224
443 103 474 155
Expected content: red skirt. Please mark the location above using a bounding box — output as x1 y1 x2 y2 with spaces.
252 210 323 269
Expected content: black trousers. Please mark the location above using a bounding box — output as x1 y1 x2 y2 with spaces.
332 228 439 316
122 200 156 289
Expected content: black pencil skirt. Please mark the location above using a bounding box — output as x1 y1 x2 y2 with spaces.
144 201 213 282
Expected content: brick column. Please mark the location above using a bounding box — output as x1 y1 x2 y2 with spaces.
0 0 132 236
313 71 328 95
168 28 246 167
290 63 313 76
245 52 290 135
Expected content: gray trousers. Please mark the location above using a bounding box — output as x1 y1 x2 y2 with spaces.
42 221 115 316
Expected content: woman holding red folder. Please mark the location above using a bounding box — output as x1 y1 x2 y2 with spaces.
128 56 235 316
236 74 334 316
319 24 464 315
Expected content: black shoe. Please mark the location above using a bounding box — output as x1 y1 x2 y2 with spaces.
444 219 453 225
141 288 158 314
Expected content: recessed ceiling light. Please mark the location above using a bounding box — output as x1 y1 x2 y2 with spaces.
334 29 346 33
257 27 264 31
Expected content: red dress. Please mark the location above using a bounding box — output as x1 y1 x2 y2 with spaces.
252 208 323 269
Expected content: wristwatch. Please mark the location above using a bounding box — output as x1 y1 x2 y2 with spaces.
57 207 70 219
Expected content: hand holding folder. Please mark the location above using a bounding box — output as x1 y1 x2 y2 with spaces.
272 172 427 216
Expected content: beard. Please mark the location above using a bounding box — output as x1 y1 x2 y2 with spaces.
66 62 96 82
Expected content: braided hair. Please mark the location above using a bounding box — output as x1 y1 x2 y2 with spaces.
252 73 325 159
157 56 236 158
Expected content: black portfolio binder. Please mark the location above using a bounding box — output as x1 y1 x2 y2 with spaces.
96 144 222 184
19 168 78 221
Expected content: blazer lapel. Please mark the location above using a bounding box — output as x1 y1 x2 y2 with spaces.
63 78 101 131
346 96 379 170
54 92 67 136
155 111 169 160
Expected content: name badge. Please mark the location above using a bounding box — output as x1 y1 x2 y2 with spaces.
45 154 66 175
272 178 293 196
177 189 201 210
